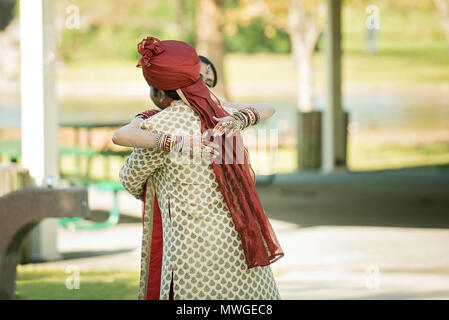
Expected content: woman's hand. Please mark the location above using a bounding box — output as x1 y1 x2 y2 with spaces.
212 116 241 137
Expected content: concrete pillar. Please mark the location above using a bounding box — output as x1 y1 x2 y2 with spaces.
20 0 61 261
322 0 346 173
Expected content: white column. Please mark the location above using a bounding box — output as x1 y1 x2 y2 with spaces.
20 0 61 261
322 0 345 173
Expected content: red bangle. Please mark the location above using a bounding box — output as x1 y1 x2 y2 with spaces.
163 135 172 153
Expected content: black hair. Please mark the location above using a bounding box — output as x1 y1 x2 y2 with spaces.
198 55 218 88
164 89 181 100
151 87 180 101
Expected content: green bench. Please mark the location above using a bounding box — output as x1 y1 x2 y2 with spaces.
57 123 131 230
59 180 123 231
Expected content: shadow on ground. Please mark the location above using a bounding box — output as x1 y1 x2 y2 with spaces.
257 164 449 229
87 209 140 224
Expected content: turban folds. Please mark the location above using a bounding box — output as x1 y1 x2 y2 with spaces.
136 36 284 269
137 37 200 89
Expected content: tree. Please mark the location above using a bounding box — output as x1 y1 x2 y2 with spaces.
0 0 16 31
229 0 326 112
434 0 449 51
173 0 187 37
287 0 326 112
195 0 228 99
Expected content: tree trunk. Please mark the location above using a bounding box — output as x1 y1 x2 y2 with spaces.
0 0 16 31
173 0 185 37
288 0 323 112
434 0 449 51
293 38 314 112
195 0 228 99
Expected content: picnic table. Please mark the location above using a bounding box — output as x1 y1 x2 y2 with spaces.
58 122 131 230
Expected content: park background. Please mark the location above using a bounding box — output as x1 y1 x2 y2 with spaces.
0 0 448 299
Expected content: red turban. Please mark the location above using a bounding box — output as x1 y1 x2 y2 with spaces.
136 36 284 269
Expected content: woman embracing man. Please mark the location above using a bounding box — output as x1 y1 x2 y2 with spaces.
114 36 284 300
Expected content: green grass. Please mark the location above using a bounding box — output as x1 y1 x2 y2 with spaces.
57 140 449 176
58 60 143 83
15 265 139 300
267 140 449 173
58 46 449 88
57 5 449 87
14 264 286 300
251 138 449 173
347 140 449 171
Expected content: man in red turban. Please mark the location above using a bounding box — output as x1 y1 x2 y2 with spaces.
120 36 284 300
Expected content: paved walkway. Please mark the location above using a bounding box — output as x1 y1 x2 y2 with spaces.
36 220 449 300
33 167 449 299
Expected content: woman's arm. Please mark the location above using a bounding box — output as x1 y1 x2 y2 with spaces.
112 100 275 148
112 117 159 149
220 101 275 121
212 101 276 136
112 116 219 159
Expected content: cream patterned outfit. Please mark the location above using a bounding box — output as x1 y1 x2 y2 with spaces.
119 100 281 300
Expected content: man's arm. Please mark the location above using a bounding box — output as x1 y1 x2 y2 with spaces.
119 146 165 200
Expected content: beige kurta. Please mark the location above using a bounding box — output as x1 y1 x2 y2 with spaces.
119 100 281 300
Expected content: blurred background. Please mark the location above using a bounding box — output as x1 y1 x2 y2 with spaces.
0 0 448 300
1 0 448 172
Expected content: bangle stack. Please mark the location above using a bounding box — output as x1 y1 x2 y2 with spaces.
155 132 164 150
155 133 173 153
231 107 261 130
231 111 248 129
171 135 186 153
155 133 187 153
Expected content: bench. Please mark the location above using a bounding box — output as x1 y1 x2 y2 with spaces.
57 123 131 230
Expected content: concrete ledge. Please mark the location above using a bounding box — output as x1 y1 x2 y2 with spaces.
0 186 89 299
